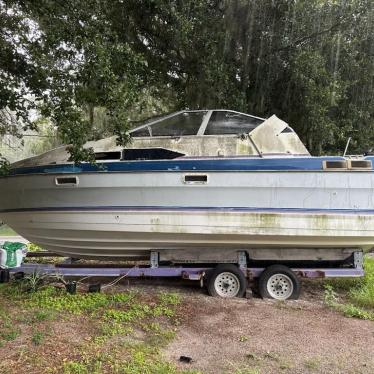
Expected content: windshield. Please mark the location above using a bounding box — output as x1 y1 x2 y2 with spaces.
131 111 207 137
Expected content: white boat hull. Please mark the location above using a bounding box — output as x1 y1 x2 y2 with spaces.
2 209 374 259
1 169 374 258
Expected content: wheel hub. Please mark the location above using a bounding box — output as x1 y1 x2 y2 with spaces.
266 273 294 300
214 272 240 297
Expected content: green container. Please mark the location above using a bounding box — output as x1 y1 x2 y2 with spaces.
0 242 27 269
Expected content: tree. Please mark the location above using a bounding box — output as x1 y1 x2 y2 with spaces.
0 0 373 161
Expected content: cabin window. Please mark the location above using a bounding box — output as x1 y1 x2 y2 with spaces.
144 111 206 137
204 111 263 135
131 127 151 137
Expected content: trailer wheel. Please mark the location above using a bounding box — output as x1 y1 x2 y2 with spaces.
258 265 300 300
207 264 247 298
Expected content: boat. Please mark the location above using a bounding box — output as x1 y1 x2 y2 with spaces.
0 109 373 262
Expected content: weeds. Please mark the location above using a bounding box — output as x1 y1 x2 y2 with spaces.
63 360 102 374
324 256 374 321
0 312 20 342
348 257 374 309
27 243 43 252
226 364 260 374
337 303 374 320
63 343 200 374
0 279 184 373
304 358 320 370
159 292 181 306
27 286 134 314
98 320 134 339
31 330 45 345
323 284 338 306
0 329 19 341
24 271 49 292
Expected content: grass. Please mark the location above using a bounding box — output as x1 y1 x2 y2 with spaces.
0 224 16 236
235 369 260 374
324 256 374 320
304 358 320 371
0 279 190 373
31 330 45 346
62 343 201 374
348 257 374 308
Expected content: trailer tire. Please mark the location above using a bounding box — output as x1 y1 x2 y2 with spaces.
206 264 247 298
258 265 300 300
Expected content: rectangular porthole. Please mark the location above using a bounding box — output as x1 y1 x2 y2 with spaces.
322 160 348 170
55 176 79 186
347 160 372 170
183 174 208 184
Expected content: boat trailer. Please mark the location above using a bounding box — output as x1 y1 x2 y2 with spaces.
0 250 365 300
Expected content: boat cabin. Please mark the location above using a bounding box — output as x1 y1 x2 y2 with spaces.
88 110 310 161
11 110 310 168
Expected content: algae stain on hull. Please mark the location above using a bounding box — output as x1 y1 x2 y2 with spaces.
257 213 280 229
313 215 329 230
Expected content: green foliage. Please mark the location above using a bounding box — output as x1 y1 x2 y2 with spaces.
0 329 19 341
323 284 338 307
337 303 374 320
24 271 49 293
348 256 374 309
304 358 320 371
97 320 133 340
1 0 373 159
103 302 175 323
324 256 374 320
158 292 181 306
31 330 45 346
63 360 102 374
23 118 61 158
63 344 200 374
0 154 10 175
27 286 134 314
27 243 43 252
0 282 185 373
227 367 260 374
0 311 20 342
22 309 57 324
119 343 199 374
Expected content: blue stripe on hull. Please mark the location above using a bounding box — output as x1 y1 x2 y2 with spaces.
7 156 365 176
2 206 374 215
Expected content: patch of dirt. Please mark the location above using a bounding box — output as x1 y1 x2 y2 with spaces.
163 291 374 373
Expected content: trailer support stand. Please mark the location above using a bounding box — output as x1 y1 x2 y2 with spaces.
150 251 159 268
238 251 247 269
354 251 364 269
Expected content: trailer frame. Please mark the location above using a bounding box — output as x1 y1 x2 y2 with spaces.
1 250 364 285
